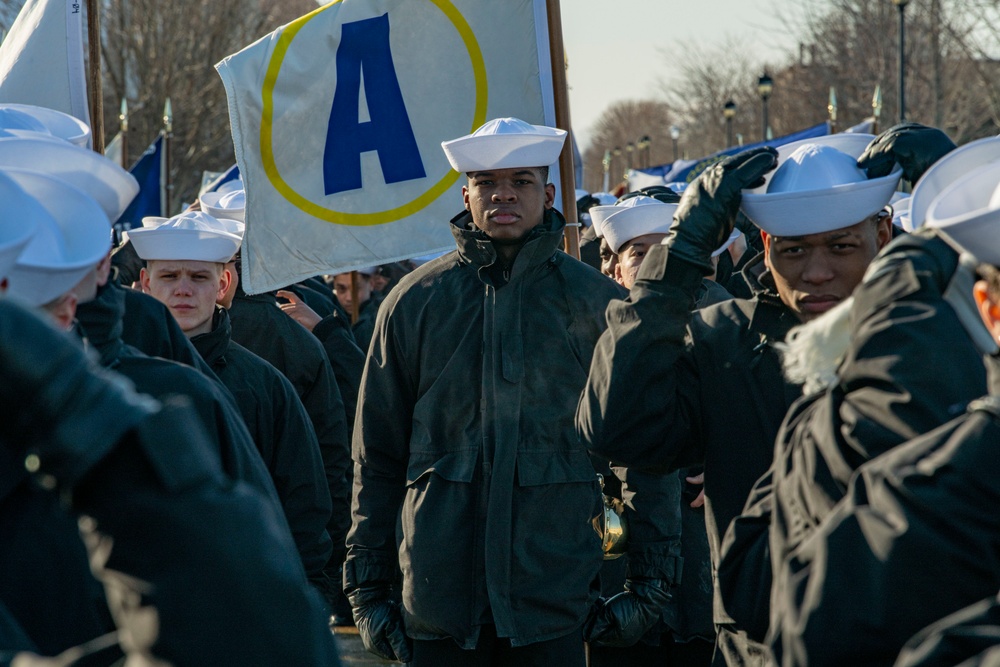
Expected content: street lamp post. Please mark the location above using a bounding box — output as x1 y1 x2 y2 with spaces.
892 0 910 123
758 72 774 142
723 100 736 148
638 135 651 168
613 145 622 186
670 126 680 161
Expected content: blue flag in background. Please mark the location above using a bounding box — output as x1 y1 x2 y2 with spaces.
115 134 164 233
202 163 241 194
631 121 831 188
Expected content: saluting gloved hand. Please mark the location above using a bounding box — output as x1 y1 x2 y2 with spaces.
857 122 956 184
664 147 778 275
584 577 674 647
348 584 412 663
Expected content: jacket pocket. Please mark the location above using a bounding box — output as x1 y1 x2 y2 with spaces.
516 449 598 487
406 449 478 486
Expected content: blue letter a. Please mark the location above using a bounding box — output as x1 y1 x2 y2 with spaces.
324 14 426 196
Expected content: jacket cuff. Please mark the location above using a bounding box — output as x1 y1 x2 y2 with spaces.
633 244 704 300
626 551 683 585
343 554 397 592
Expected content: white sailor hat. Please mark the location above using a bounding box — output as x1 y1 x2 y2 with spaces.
0 171 45 280
909 136 1000 230
441 118 566 173
4 169 112 306
889 193 912 229
128 211 242 263
0 137 138 221
591 196 676 254
925 160 1000 266
0 104 90 147
201 188 246 223
713 229 742 258
740 134 902 236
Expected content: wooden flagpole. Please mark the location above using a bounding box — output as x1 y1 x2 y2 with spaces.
546 0 580 260
85 0 103 153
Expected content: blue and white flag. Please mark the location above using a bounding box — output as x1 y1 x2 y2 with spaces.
115 135 165 233
629 121 831 190
217 0 559 294
0 0 90 134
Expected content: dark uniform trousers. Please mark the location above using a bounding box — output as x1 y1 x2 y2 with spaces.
411 624 585 667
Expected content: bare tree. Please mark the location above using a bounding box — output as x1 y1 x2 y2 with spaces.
580 99 676 192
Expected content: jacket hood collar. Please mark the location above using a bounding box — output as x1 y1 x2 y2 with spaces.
449 207 567 270
191 307 232 367
740 252 801 342
75 280 126 367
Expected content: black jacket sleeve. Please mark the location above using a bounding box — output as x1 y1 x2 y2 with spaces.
578 245 708 471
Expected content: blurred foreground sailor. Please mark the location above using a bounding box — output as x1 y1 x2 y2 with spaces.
772 150 1000 667
0 299 340 666
578 132 901 666
345 118 624 665
718 125 991 659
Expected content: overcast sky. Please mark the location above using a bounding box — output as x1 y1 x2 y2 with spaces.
560 0 808 149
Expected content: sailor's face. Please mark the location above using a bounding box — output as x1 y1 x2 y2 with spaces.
614 233 667 289
599 237 618 279
463 167 555 243
763 213 892 323
141 260 228 337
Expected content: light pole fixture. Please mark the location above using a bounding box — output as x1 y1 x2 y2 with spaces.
758 72 774 142
602 149 611 192
872 84 883 134
670 125 680 161
828 86 838 134
638 135 651 168
892 0 910 123
723 100 736 148
625 141 635 173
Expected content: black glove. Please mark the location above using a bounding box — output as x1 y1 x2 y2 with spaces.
664 147 778 275
857 122 956 184
584 577 674 647
347 584 412 663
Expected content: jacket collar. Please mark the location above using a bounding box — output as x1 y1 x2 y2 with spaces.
449 207 567 277
741 252 801 343
75 280 127 368
191 307 232 368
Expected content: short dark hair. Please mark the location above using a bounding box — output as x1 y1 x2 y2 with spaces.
979 262 1000 301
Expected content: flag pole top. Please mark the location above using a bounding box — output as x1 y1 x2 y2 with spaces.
163 98 173 133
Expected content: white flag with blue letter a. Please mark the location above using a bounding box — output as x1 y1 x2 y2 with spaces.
216 0 558 294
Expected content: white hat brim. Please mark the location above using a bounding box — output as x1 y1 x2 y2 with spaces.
129 227 242 263
442 129 566 173
201 190 246 224
712 229 742 258
740 133 902 236
601 204 676 254
926 160 1000 266
0 137 139 221
910 136 1000 230
4 169 111 305
0 104 90 147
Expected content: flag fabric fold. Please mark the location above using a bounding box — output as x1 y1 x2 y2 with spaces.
0 0 90 133
216 0 558 294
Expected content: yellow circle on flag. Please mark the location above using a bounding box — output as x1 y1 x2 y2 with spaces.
260 0 488 226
